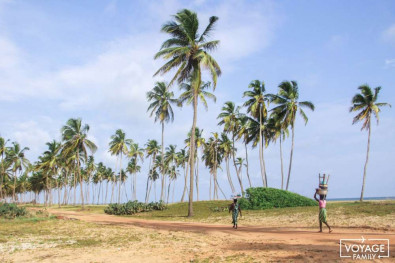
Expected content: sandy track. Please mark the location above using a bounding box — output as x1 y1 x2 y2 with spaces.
45 209 395 262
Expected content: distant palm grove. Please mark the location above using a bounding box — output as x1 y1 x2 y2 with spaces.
0 10 390 215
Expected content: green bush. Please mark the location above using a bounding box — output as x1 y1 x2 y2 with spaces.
241 187 316 210
104 201 167 215
0 203 28 219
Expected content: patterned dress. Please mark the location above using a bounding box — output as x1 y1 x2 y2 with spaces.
232 203 239 225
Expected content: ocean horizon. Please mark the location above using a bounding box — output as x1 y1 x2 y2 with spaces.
327 196 395 201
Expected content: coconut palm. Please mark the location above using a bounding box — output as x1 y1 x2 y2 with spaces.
85 155 96 204
0 137 9 200
36 140 61 206
350 85 391 201
270 81 314 190
219 133 236 193
243 80 270 187
6 142 30 202
145 139 160 203
128 142 144 201
218 101 244 194
177 149 189 202
202 132 226 200
108 129 131 204
154 9 221 217
267 113 288 189
236 114 252 188
61 118 97 208
147 82 177 202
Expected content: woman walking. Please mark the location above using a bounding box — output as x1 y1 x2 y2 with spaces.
314 191 332 233
229 198 242 229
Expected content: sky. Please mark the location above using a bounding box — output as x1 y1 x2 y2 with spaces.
0 0 394 202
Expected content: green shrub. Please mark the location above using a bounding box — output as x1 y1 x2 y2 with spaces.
104 201 167 215
0 203 28 219
241 187 316 210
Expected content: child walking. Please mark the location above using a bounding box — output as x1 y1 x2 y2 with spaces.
314 192 332 233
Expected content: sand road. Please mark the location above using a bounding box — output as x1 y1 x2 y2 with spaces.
38 209 394 262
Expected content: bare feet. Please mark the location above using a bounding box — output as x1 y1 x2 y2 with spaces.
318 230 323 233
329 229 333 233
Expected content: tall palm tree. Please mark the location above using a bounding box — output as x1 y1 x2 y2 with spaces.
177 148 189 202
267 113 288 189
219 133 236 193
243 80 270 187
350 85 391 201
36 140 61 206
61 118 97 208
126 159 141 201
270 81 314 190
147 82 177 202
164 145 178 203
6 142 30 202
108 129 131 204
0 137 9 200
154 9 221 217
218 101 244 194
202 132 226 200
128 142 144 201
236 114 252 188
145 139 160 203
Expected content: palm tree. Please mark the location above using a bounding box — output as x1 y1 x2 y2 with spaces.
128 142 144 201
219 133 236 193
0 137 9 200
270 81 314 190
350 85 391 201
243 80 270 187
267 114 288 189
147 82 177 202
108 129 131 204
177 149 189 202
85 155 96 204
145 139 160 203
236 114 252 188
202 132 226 200
154 9 221 217
61 118 97 208
6 142 30 202
36 140 61 206
218 101 245 194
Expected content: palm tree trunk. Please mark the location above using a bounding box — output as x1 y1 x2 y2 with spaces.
105 180 109 204
181 157 189 202
360 122 371 201
280 136 284 190
161 122 165 202
133 173 137 200
13 171 17 203
97 182 102 205
262 140 268 187
226 158 236 193
77 151 84 208
188 91 198 217
232 135 244 195
286 123 295 191
259 110 266 187
196 155 199 201
118 153 122 204
244 142 252 188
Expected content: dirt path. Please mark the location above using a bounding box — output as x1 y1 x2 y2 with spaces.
45 209 395 262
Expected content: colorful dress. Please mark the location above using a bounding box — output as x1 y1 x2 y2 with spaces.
232 203 239 225
319 200 327 223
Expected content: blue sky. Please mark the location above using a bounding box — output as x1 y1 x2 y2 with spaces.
0 0 394 201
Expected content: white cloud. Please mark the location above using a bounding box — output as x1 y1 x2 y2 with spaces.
385 58 395 68
382 24 395 44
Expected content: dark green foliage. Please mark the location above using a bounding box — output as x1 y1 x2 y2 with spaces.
0 203 28 218
104 201 167 215
240 187 316 210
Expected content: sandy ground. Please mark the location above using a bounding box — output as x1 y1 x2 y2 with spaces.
2 209 394 263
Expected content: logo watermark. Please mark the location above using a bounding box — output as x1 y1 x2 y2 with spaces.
340 236 389 260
